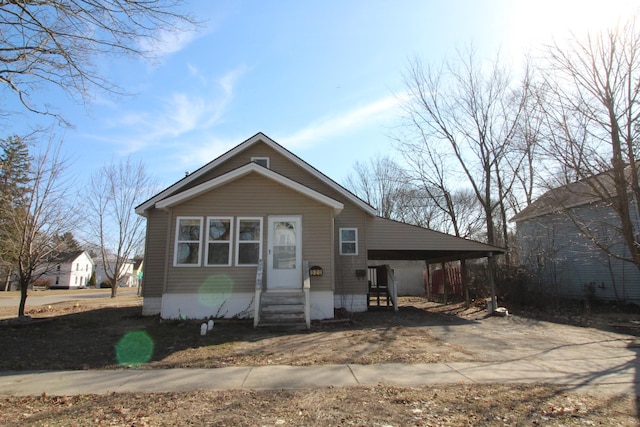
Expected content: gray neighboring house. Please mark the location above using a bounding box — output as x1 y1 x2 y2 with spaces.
135 132 503 323
512 169 640 304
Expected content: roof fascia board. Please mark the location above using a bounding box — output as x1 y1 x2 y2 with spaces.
136 132 375 216
155 163 344 214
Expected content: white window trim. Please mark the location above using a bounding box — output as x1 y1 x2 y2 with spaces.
174 216 203 267
205 216 234 267
339 227 358 256
236 217 263 266
251 156 270 168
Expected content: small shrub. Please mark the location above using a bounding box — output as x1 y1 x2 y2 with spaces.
32 278 52 290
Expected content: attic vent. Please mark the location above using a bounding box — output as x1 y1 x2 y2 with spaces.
251 157 270 168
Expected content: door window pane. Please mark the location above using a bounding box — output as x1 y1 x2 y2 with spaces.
273 221 296 269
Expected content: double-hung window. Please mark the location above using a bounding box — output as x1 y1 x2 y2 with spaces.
205 217 233 266
339 228 358 255
175 217 203 266
236 217 262 266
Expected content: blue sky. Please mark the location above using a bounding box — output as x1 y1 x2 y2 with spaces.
5 0 638 191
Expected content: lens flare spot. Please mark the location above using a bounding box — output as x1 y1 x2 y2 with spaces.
198 274 234 308
115 331 154 367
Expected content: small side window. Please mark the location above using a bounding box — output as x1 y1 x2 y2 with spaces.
340 228 358 255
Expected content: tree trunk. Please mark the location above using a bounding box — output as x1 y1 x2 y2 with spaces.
441 262 448 305
111 278 118 298
488 254 497 312
18 282 27 317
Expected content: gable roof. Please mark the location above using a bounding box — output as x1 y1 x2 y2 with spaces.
136 132 375 216
155 162 344 215
512 167 622 223
47 250 89 264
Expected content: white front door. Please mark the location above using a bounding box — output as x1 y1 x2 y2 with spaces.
267 216 302 290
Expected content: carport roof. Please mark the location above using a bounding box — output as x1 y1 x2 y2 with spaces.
366 217 504 263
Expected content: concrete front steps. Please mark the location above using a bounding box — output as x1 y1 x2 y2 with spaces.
258 291 306 329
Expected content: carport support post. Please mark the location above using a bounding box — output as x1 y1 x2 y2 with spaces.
425 263 431 301
461 258 470 308
488 253 497 311
441 262 448 305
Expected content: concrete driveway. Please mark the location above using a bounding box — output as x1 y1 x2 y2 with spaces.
424 313 640 395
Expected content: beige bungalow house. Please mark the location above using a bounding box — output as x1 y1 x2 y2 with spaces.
135 132 502 327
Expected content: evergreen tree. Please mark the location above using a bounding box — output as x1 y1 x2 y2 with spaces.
51 232 81 254
0 136 32 291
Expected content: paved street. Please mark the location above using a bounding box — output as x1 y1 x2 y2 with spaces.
0 288 139 307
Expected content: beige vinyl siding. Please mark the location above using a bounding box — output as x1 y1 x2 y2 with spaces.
187 141 373 296
182 142 364 208
148 139 373 297
334 202 369 296
142 209 169 298
165 173 334 294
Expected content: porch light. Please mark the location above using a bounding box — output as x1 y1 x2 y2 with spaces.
309 265 323 277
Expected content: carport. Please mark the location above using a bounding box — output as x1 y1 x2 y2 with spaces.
365 217 505 310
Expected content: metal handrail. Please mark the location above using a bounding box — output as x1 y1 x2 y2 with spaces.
253 259 264 327
303 260 311 328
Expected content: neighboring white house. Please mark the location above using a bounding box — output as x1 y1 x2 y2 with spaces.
41 250 94 290
94 255 137 288
369 260 426 296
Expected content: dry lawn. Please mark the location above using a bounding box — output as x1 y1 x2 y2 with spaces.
0 292 637 426
1 385 637 426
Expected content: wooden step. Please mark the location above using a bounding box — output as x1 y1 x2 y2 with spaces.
258 291 306 328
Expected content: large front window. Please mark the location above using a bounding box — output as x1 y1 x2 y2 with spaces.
236 217 262 266
175 217 203 266
206 217 233 266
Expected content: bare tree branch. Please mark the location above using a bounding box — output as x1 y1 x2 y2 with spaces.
0 1 197 122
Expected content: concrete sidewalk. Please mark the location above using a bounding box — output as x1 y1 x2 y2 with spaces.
1 359 638 397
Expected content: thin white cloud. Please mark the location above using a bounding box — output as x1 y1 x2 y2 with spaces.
278 95 402 150
87 66 248 157
140 28 200 57
173 134 244 171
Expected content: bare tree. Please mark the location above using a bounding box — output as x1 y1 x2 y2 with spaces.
0 136 76 316
399 48 528 262
540 17 640 271
0 1 196 122
344 155 407 219
394 124 484 239
87 157 156 297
